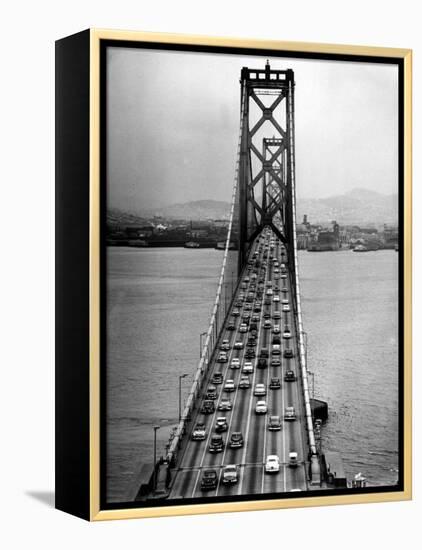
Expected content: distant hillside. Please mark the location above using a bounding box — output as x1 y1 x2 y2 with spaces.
296 188 398 225
108 189 398 226
151 200 231 220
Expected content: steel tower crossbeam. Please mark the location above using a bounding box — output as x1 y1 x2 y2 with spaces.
238 62 295 270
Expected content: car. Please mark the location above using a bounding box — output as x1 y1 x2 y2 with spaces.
272 344 281 355
209 434 224 453
269 377 281 389
281 287 288 293
234 300 243 308
201 400 215 414
272 325 280 334
191 422 207 440
264 320 272 329
289 451 298 468
264 298 271 305
266 288 273 296
273 286 280 292
284 370 296 382
268 415 282 431
211 372 223 384
227 322 236 331
215 416 228 432
250 322 258 331
260 348 269 358
239 375 250 389
265 455 280 473
229 432 244 448
205 385 218 400
284 406 296 421
242 312 251 321
274 268 279 274
271 358 281 367
263 311 271 319
273 311 281 320
244 276 250 283
272 334 281 344
266 281 273 288
230 358 241 369
283 348 294 358
282 299 289 305
201 469 218 490
254 383 266 396
242 362 254 374
282 304 290 312
222 464 239 484
244 303 252 311
234 341 244 350
255 400 268 414
218 399 232 411
224 379 235 392
252 314 260 322
217 352 228 363
245 348 256 358
257 357 268 369
239 323 248 333
281 273 287 279
247 339 257 348
283 329 292 339
273 295 280 302
231 309 240 317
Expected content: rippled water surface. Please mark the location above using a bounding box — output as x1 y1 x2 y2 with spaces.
106 247 399 502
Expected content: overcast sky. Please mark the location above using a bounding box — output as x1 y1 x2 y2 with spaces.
107 47 398 211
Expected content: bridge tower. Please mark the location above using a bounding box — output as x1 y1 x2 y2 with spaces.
238 62 296 272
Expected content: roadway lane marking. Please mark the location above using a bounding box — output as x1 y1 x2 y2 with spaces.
190 241 260 497
238 234 269 495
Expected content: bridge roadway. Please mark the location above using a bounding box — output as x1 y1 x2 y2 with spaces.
169 229 309 498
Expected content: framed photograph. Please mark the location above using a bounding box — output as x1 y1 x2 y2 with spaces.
55 29 412 521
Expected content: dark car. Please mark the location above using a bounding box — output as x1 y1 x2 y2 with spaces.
269 377 281 389
264 298 271 305
263 312 271 319
205 385 218 400
257 358 268 369
211 372 223 385
215 417 228 432
250 323 258 332
209 434 224 453
268 415 282 431
245 348 256 358
260 348 269 358
247 339 257 348
201 469 218 491
271 358 281 367
201 400 215 414
227 322 236 331
284 370 296 382
283 348 294 359
272 335 281 345
229 432 244 449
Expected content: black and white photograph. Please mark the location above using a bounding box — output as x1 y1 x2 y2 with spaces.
103 43 402 508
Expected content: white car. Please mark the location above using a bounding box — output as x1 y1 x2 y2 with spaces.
224 379 235 392
264 320 272 330
282 304 290 312
234 341 244 349
230 358 241 369
242 361 254 374
255 400 268 414
265 455 280 473
283 329 292 339
282 299 289 305
273 295 280 302
272 344 281 355
272 325 280 334
266 288 273 296
239 323 248 333
254 383 266 396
